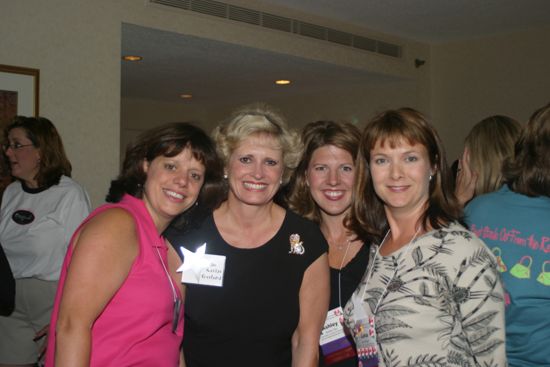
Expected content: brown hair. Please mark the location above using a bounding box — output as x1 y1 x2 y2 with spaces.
348 108 461 244
106 122 224 208
4 116 71 188
287 120 360 223
503 101 550 197
465 115 521 196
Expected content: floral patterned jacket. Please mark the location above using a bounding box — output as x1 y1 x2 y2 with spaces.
344 222 507 367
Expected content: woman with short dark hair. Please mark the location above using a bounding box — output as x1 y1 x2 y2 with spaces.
45 122 223 366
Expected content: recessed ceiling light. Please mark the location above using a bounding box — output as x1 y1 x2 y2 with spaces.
122 55 143 61
180 94 193 99
275 80 291 85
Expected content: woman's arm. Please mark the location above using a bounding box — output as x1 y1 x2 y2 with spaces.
0 243 15 316
292 253 330 367
168 243 186 367
179 350 186 367
453 237 507 366
54 208 138 367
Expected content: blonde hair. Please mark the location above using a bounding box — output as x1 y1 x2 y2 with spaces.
212 103 302 185
465 115 521 196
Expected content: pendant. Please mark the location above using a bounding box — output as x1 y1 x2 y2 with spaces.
289 233 305 255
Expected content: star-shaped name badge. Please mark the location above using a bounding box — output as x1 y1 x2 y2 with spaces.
177 243 210 284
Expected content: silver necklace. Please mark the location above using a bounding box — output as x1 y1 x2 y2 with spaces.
330 238 350 251
337 239 353 308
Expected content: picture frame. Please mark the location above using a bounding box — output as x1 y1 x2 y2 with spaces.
0 64 40 128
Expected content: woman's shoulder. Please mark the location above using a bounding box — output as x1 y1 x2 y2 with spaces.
43 176 90 206
55 176 88 194
81 206 137 239
282 209 328 256
284 209 320 229
427 222 493 261
3 180 22 195
283 209 326 241
164 211 214 249
430 221 483 243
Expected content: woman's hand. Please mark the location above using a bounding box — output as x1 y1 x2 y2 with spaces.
455 148 478 206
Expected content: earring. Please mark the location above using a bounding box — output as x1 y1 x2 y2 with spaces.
223 173 228 179
279 179 283 184
429 175 433 181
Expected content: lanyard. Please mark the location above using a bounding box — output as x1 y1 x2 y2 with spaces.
361 227 420 314
155 245 181 333
337 239 352 308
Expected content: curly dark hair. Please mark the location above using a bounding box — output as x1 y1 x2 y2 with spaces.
106 122 224 212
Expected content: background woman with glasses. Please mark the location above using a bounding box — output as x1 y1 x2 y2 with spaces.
0 116 91 367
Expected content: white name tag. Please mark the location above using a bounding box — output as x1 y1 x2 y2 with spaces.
177 243 226 287
320 307 347 345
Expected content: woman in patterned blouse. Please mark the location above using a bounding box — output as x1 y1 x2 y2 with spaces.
343 108 507 367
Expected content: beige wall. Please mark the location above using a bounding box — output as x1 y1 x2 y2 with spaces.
1 0 429 206
1 1 122 207
122 78 426 138
3 0 547 207
431 25 550 161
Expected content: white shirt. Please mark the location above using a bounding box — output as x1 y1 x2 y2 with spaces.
0 176 91 280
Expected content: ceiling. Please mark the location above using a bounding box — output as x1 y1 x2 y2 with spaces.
121 0 550 104
257 0 550 44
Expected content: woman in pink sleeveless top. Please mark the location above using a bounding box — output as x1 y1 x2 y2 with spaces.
45 122 223 366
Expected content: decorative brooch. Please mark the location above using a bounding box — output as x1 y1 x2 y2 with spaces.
289 233 305 255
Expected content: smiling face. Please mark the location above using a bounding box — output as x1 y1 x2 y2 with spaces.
4 127 41 188
306 145 355 219
226 134 284 208
142 147 205 230
369 138 434 218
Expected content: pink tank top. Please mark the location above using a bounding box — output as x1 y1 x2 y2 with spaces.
45 194 183 366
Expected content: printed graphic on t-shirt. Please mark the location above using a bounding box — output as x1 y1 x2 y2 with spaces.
12 209 34 225
470 224 550 287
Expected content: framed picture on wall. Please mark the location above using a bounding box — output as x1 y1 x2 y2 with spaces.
0 64 40 129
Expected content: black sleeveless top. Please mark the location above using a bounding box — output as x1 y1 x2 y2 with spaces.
319 243 370 367
165 210 328 367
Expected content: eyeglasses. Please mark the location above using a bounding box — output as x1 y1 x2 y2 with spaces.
2 143 34 152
